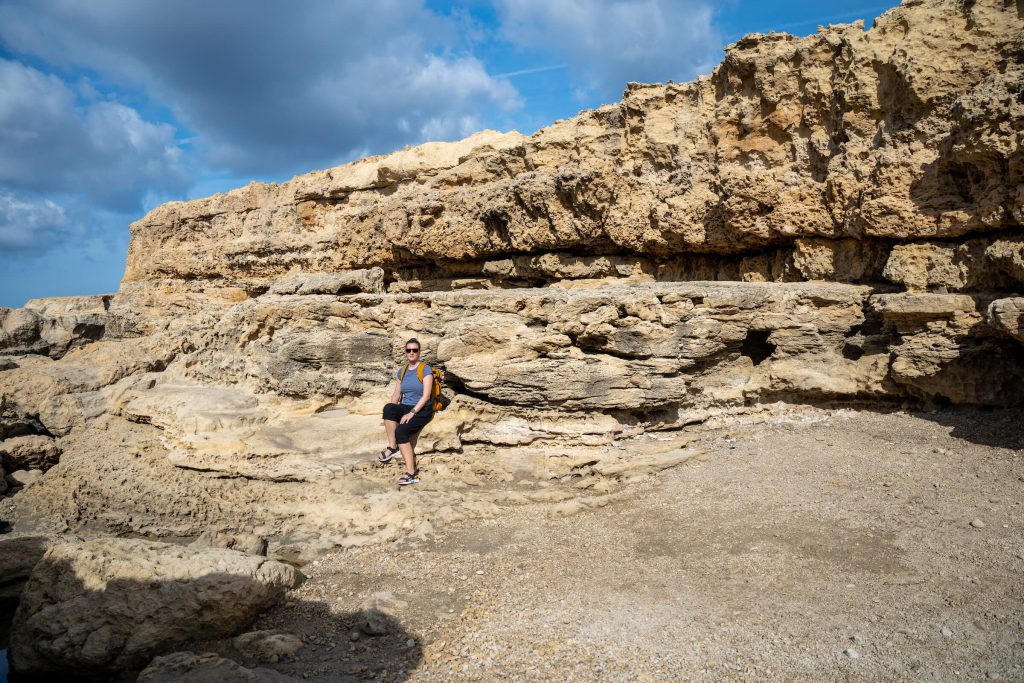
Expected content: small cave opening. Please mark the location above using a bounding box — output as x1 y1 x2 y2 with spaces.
740 329 776 366
842 342 865 361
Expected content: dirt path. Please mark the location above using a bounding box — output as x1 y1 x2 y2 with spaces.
196 407 1024 681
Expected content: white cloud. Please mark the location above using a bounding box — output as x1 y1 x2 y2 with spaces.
0 0 523 177
0 192 72 251
0 59 189 215
494 0 721 100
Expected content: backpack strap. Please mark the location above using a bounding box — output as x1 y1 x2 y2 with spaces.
400 364 431 383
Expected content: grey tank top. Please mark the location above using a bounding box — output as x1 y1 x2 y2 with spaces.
397 364 433 406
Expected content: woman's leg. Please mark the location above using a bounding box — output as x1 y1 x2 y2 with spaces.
383 419 398 450
381 404 404 454
398 441 416 475
395 412 432 476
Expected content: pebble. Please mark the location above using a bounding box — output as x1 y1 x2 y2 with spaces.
349 630 361 642
406 638 417 648
971 519 986 528
941 627 953 637
476 570 484 575
843 648 859 659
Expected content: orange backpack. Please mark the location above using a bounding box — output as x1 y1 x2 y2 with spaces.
399 363 449 412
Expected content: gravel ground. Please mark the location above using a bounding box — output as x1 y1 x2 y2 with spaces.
195 407 1024 681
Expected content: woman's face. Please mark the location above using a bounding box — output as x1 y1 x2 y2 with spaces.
404 344 421 361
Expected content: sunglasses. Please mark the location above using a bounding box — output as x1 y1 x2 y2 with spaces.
405 348 420 353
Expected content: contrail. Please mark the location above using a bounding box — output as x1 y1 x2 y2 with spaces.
494 63 568 79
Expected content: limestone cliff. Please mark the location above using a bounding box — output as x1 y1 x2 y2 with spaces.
123 0 1023 295
0 0 1022 598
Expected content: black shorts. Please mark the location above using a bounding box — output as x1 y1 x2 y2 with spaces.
383 403 434 444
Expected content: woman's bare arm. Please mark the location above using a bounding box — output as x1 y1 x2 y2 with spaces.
390 379 402 404
413 375 433 413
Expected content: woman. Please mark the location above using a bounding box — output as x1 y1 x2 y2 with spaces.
378 338 434 486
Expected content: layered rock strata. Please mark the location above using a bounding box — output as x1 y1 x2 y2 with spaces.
121 0 1023 297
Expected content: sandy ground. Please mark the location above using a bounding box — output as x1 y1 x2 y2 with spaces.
182 407 1023 680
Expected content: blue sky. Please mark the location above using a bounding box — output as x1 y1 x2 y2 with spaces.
0 0 898 308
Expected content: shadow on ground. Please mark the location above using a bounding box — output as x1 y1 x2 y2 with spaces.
2 547 422 683
913 406 1024 450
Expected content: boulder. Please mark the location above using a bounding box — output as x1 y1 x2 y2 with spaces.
138 652 298 683
0 295 111 358
9 537 304 677
989 298 1024 343
0 435 61 471
233 630 304 662
358 592 409 636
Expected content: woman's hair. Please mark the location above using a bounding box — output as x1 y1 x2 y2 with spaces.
405 338 420 348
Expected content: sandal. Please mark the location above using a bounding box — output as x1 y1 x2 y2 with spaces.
397 470 419 487
378 446 399 464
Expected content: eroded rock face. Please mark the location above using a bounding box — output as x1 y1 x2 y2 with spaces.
0 295 111 358
120 0 1023 296
9 538 303 677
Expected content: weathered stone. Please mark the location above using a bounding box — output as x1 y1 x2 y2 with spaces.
266 267 385 295
989 298 1024 343
9 538 304 677
0 295 111 358
191 530 268 556
121 1 1023 291
358 592 409 636
233 630 304 661
0 435 61 471
138 652 298 683
882 237 1024 292
5 469 42 488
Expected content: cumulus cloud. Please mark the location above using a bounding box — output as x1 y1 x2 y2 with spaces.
0 0 522 177
0 58 189 254
494 0 721 100
0 192 73 251
0 59 189 215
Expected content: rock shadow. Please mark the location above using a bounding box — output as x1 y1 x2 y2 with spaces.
3 551 422 683
910 406 1024 451
210 601 426 683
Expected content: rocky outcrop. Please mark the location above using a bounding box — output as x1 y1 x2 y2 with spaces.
0 295 111 358
0 5 1021 677
9 538 303 677
121 0 1023 297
